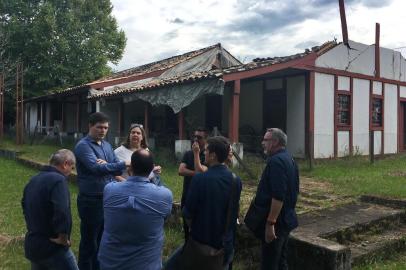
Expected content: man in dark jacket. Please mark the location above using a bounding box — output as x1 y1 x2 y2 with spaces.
22 149 78 270
256 128 300 270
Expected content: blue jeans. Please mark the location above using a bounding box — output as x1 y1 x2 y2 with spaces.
77 194 104 270
261 232 289 270
164 244 234 270
31 248 78 270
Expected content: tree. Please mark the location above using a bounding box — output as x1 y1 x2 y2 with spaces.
0 0 126 97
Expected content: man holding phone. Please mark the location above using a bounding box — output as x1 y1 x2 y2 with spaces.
178 127 208 239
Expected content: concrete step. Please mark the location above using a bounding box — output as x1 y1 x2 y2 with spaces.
349 223 406 265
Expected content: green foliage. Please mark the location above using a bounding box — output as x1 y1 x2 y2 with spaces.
0 0 126 97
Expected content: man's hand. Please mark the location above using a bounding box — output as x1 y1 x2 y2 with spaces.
96 159 107 164
49 234 71 247
153 165 162 174
192 141 200 155
265 224 277 243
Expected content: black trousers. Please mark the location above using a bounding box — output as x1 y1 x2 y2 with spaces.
261 232 289 270
77 194 104 270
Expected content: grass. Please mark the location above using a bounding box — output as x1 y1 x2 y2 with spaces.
1 138 406 269
299 154 406 198
0 157 184 269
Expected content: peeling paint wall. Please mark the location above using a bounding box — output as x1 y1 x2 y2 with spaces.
384 84 398 154
352 79 370 155
314 73 334 158
286 76 306 158
337 131 350 157
316 40 406 82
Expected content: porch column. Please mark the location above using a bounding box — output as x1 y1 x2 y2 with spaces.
229 80 240 143
144 103 150 137
96 100 100 112
178 109 185 140
308 71 315 165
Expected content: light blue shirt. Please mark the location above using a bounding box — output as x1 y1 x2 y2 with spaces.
98 176 173 270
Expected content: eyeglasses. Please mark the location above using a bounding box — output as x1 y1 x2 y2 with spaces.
130 123 143 129
193 135 203 140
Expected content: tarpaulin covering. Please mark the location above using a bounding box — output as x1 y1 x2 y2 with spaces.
122 79 224 113
89 45 239 112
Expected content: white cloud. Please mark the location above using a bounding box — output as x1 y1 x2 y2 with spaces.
110 0 406 71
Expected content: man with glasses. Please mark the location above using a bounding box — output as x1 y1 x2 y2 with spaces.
255 128 299 270
178 127 208 239
74 112 130 270
22 149 78 270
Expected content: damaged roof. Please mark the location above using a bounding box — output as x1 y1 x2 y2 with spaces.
90 40 338 99
26 41 338 102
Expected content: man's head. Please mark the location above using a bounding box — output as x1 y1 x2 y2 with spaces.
88 112 109 141
205 136 230 166
262 128 287 155
131 149 154 177
49 149 76 176
193 127 208 149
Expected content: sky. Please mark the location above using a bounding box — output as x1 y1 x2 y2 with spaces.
109 0 406 71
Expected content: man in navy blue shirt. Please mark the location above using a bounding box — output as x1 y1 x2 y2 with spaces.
74 112 129 270
255 128 299 270
22 149 78 270
165 136 242 270
98 149 173 270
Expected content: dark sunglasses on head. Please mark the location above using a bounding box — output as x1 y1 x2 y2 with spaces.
130 123 143 129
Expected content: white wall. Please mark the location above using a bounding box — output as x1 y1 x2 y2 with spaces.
316 40 406 82
374 130 382 155
384 83 398 153
286 76 305 157
352 79 370 155
338 76 350 91
337 131 350 157
314 73 334 158
26 103 38 133
400 86 406 98
373 81 383 96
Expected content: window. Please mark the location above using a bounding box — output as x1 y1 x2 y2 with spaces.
337 94 351 125
372 98 382 126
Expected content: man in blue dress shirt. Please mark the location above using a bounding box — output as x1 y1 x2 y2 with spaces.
98 149 173 270
74 112 129 270
22 149 78 270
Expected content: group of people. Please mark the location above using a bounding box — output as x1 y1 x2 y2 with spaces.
22 112 300 270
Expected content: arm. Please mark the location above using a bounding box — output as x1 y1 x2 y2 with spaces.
265 198 283 243
115 175 126 182
75 143 126 175
192 142 207 173
49 180 71 246
264 160 288 243
178 163 195 177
